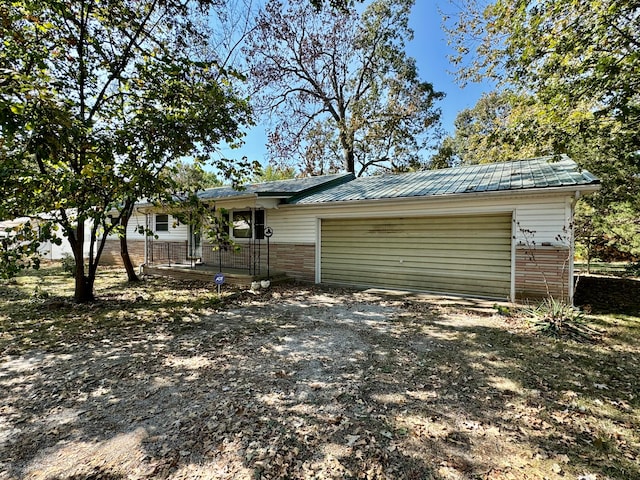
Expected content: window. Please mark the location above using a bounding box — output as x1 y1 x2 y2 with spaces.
156 214 169 232
232 210 252 238
226 209 265 240
255 210 265 240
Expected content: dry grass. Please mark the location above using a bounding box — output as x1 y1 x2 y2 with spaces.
0 264 639 479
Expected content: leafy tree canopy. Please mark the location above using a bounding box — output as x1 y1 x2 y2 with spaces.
0 0 252 301
253 164 297 182
444 0 639 195
245 0 443 176
443 0 639 262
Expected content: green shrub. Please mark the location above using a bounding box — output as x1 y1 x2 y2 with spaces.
624 261 640 278
61 253 75 275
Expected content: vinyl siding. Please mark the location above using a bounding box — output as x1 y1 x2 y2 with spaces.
107 212 188 242
269 193 572 246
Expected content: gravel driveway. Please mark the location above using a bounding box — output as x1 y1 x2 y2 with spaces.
2 285 627 479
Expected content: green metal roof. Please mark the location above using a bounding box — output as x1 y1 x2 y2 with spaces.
289 156 600 204
197 172 354 201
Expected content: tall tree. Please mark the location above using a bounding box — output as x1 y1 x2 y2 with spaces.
444 0 640 260
444 0 639 199
0 0 252 301
433 91 551 166
246 0 443 176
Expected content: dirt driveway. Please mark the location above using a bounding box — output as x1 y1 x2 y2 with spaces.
1 284 637 479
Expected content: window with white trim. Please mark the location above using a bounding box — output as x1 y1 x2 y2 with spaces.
155 214 169 232
226 210 265 240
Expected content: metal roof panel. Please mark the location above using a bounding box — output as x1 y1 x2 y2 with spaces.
291 156 600 204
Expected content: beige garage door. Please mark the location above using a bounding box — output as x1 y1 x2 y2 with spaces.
321 214 512 299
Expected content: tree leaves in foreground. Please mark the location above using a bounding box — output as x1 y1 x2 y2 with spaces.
443 0 640 260
246 0 443 176
0 0 252 301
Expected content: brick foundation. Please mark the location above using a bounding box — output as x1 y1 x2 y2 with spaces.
186 241 315 282
266 243 315 282
515 246 571 301
99 239 146 267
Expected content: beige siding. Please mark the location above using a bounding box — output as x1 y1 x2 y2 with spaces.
321 214 512 299
106 212 187 242
271 193 572 246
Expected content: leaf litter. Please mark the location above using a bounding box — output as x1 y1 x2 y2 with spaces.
0 267 639 479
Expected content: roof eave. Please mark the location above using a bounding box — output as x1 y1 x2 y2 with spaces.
288 182 601 207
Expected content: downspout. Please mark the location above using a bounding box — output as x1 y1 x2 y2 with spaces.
569 191 582 305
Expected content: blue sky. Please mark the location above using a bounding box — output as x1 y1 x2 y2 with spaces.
224 1 494 165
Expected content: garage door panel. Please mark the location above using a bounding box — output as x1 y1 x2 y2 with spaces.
322 262 511 281
321 271 510 295
322 237 511 252
321 214 512 299
321 254 512 268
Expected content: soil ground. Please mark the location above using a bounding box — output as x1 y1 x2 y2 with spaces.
0 268 639 479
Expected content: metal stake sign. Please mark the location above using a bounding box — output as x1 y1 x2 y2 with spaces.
214 272 225 295
264 226 273 280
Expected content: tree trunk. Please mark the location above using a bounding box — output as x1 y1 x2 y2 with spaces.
121 236 140 282
120 200 140 282
339 128 355 174
73 222 95 303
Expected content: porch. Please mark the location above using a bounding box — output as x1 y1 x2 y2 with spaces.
144 240 285 287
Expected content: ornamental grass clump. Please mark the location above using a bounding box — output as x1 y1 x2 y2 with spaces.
525 297 599 342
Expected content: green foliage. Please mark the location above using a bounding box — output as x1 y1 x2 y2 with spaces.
172 161 223 191
0 0 252 301
575 200 640 266
432 91 554 167
624 262 640 277
60 253 75 276
493 303 512 316
443 0 639 258
524 297 600 342
253 165 297 182
246 0 442 176
0 220 61 279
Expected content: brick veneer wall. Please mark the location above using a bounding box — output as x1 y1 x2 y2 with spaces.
197 242 316 282
515 246 571 300
99 239 146 266
266 243 315 282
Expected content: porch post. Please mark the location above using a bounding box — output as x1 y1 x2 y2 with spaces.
144 213 149 266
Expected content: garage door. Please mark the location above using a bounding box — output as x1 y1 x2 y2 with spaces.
320 214 512 299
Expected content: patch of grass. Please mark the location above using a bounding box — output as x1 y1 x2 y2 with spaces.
0 262 226 355
574 261 634 277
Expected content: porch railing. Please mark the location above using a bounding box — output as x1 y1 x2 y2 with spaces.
149 240 189 266
148 240 261 275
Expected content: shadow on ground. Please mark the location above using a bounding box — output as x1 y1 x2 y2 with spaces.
575 275 640 315
1 283 639 479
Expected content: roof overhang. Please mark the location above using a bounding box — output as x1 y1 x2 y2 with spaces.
280 183 601 211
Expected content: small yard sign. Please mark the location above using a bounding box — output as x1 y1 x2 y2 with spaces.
214 273 225 285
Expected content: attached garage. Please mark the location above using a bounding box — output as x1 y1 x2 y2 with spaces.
320 213 513 299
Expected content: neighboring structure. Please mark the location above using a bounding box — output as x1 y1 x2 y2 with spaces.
0 215 92 261
104 156 600 302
